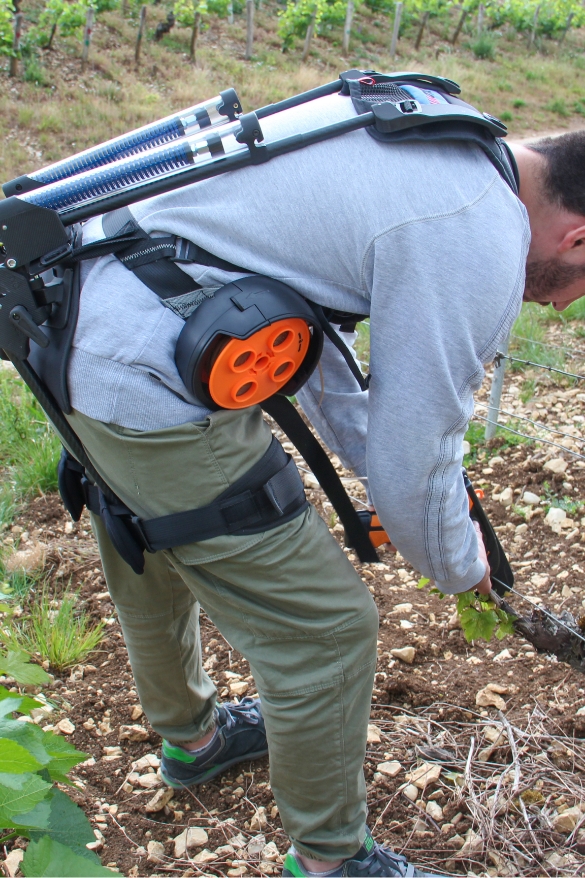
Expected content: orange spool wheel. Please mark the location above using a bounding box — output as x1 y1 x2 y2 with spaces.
208 317 311 409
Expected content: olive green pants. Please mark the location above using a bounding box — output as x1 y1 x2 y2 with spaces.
66 406 379 861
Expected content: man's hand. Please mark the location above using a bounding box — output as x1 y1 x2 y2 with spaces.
471 520 492 595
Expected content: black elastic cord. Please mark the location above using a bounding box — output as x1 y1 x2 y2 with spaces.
262 395 378 563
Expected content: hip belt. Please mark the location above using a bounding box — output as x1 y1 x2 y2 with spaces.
58 435 308 574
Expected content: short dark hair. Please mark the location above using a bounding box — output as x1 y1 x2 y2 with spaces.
528 130 585 217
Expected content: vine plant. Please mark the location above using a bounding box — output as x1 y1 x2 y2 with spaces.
418 577 517 643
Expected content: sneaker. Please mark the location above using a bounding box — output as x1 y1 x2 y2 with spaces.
160 697 268 788
282 828 445 877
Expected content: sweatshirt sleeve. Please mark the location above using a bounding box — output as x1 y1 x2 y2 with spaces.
365 181 529 594
295 329 369 492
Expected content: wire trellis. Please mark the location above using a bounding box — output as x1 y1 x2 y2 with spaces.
495 351 585 383
472 413 585 461
474 400 585 446
510 333 585 359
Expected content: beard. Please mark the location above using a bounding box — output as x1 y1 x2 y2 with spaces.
524 257 585 303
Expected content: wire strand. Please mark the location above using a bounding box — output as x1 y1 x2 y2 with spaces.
510 333 585 359
474 400 585 445
471 413 585 460
495 351 585 382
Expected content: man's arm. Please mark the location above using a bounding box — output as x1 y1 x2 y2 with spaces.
366 184 529 594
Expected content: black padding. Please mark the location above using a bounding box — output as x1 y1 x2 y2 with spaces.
57 447 86 522
464 472 514 595
262 395 379 563
98 489 146 575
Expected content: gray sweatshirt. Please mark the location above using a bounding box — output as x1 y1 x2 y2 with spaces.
73 92 530 594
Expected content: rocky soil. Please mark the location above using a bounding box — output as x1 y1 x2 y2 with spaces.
1 325 585 878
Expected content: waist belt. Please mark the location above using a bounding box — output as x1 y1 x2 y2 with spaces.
58 436 307 574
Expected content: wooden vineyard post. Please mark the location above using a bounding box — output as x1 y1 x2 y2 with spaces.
245 0 254 59
342 0 354 56
135 5 147 66
389 1 402 60
227 0 234 23
559 10 574 44
81 6 94 71
414 10 429 50
528 4 540 47
302 9 316 60
190 10 201 60
9 12 23 77
451 7 467 44
476 3 484 36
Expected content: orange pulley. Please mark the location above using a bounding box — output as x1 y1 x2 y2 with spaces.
175 275 323 410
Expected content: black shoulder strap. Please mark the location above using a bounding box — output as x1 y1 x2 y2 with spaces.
345 74 519 195
262 394 379 563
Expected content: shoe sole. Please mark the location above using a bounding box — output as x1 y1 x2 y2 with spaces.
160 747 269 788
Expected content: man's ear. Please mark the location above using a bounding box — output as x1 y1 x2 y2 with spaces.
559 222 585 254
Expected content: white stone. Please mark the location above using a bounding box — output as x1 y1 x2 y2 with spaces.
403 784 419 801
5 541 47 574
522 491 540 505
229 680 249 696
498 487 514 507
144 787 174 813
136 773 162 789
173 826 209 858
132 753 160 771
390 647 416 664
2 849 23 877
493 649 513 663
147 840 166 863
261 842 280 861
56 718 75 735
426 801 443 821
475 687 506 711
193 849 217 865
546 507 567 525
119 724 149 742
544 458 568 475
250 806 268 831
393 603 413 613
367 724 382 744
406 763 442 789
553 808 581 833
376 761 402 778
530 573 549 587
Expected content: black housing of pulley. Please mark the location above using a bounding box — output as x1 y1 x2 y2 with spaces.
175 275 324 409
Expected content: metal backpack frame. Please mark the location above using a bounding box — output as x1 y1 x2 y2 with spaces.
0 69 519 573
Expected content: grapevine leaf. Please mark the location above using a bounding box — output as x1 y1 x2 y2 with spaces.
0 686 43 716
459 606 499 643
22 836 117 877
5 797 52 833
27 788 97 858
496 617 517 640
0 774 52 824
0 721 53 765
0 740 43 774
40 733 88 783
456 591 477 613
0 651 49 686
417 577 430 589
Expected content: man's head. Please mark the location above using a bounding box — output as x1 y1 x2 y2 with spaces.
511 131 585 310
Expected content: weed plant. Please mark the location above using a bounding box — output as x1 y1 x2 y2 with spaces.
470 34 496 59
2 587 104 670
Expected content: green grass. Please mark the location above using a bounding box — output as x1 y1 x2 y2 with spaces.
509 303 566 373
0 367 60 503
2 587 105 671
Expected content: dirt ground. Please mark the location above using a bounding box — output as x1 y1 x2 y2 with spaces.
3 338 585 878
